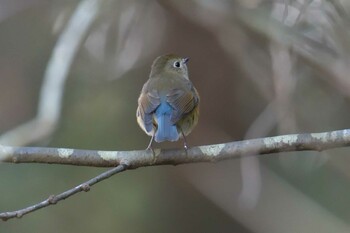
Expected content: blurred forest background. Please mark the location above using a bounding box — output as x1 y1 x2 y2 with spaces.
2 0 350 232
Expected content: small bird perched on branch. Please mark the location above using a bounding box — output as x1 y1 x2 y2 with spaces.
136 54 200 149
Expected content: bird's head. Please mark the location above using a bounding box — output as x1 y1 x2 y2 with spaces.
150 54 189 78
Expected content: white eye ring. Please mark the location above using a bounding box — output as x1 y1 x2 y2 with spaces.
173 61 181 68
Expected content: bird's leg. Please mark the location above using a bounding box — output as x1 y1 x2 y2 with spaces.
180 128 188 151
146 133 157 163
146 134 155 150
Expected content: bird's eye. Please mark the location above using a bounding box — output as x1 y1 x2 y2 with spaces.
173 61 181 68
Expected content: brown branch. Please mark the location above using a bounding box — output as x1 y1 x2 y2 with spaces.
1 129 350 221
1 129 350 168
0 164 128 221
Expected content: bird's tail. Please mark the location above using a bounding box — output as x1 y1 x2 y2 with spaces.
155 113 179 142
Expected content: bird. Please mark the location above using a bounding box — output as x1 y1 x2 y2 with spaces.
136 54 200 149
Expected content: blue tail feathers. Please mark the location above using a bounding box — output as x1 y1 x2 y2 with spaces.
155 102 179 142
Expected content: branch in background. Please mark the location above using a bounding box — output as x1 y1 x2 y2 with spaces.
239 101 278 209
0 0 100 146
0 164 128 221
1 129 350 220
233 6 350 97
270 43 297 133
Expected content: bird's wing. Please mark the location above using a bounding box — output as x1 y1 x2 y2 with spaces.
167 85 199 124
137 89 160 133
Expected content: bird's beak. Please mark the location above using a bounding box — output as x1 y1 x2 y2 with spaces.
183 57 189 64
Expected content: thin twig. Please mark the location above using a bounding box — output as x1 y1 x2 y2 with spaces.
0 163 128 221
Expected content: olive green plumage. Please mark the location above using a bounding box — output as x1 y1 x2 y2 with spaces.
137 54 200 148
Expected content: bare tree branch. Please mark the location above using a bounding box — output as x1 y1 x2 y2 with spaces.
1 129 350 168
0 164 128 221
1 129 350 221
